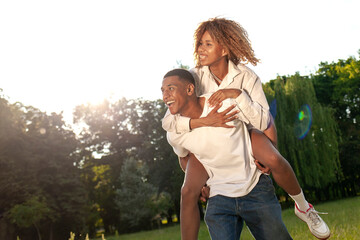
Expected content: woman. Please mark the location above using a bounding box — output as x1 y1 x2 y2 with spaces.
162 17 330 240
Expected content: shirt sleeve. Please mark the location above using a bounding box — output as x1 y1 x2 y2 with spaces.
166 132 190 157
234 74 270 131
162 109 191 134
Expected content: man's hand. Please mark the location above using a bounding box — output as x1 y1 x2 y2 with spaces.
254 159 271 175
208 89 241 107
199 185 210 202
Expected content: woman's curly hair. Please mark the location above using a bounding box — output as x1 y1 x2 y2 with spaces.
194 17 260 67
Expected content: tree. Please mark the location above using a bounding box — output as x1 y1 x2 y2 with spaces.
7 196 53 240
115 158 165 232
312 52 360 196
264 74 341 200
73 98 182 234
0 93 88 240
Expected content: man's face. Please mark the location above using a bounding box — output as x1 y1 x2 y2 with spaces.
197 31 227 66
161 76 189 115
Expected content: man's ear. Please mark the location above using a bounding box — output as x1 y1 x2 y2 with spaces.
186 84 195 96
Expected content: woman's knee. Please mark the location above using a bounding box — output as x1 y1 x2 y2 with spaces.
256 150 284 171
266 151 292 173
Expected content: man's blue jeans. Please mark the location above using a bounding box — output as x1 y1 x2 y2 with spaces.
204 175 292 240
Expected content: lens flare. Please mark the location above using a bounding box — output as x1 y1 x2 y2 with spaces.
294 104 312 140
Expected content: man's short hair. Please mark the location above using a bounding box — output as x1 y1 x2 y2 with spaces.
163 69 195 85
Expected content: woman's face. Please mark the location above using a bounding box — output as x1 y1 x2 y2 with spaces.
197 31 227 67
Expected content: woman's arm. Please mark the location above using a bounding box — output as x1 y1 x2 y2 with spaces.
205 78 270 131
190 103 238 129
162 103 238 133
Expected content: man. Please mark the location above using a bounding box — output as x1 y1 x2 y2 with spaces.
161 68 292 240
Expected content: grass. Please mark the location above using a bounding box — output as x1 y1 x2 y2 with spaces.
93 197 360 240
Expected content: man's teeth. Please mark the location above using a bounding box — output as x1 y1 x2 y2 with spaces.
167 100 175 105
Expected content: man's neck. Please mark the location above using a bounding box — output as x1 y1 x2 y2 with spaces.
180 97 205 119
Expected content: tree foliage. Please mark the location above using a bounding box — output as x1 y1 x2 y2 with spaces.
0 94 88 240
1 52 358 238
115 157 154 230
72 97 180 234
264 74 341 199
7 196 53 240
312 52 360 196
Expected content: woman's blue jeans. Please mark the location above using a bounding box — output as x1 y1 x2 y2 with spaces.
204 175 292 240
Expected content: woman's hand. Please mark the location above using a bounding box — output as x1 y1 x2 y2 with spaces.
202 103 238 128
208 89 241 107
189 103 238 129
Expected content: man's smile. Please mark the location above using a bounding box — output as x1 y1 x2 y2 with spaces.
166 100 175 106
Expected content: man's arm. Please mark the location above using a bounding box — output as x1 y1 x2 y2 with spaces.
162 109 191 134
166 132 190 170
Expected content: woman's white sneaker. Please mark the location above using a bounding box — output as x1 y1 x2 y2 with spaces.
295 203 330 239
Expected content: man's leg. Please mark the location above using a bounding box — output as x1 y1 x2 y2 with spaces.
241 175 292 240
181 153 209 240
204 195 242 240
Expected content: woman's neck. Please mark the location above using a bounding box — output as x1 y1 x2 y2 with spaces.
209 58 229 81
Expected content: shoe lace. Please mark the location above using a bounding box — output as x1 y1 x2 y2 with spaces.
307 208 328 226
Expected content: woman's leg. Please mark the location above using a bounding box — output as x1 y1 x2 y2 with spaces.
263 114 278 148
181 153 209 240
252 122 330 239
250 129 301 196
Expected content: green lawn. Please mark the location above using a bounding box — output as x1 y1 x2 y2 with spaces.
95 197 360 240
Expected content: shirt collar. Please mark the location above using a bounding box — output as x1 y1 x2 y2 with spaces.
200 60 242 88
219 61 241 88
228 60 241 80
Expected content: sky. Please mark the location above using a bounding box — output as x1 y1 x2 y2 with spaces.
1 0 359 123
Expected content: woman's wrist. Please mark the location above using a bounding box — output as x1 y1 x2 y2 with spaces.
189 118 206 130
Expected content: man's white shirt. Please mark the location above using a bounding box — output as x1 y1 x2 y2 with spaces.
167 93 262 198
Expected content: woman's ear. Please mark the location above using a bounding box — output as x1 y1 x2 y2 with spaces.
222 48 228 57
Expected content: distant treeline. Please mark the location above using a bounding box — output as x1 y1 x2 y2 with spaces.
0 52 359 240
